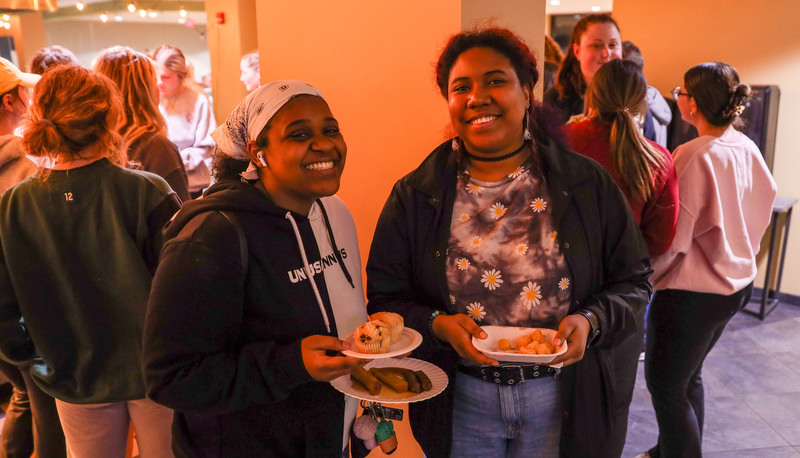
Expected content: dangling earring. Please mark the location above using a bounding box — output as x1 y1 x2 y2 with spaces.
523 110 532 142
451 137 460 152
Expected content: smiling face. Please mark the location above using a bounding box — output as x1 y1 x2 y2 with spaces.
249 95 347 214
240 60 260 92
156 64 182 97
447 47 530 157
574 22 622 85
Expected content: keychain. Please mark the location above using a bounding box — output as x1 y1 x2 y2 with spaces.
369 402 398 454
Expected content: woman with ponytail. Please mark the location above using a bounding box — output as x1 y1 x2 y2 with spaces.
563 58 678 457
0 65 180 457
641 62 777 458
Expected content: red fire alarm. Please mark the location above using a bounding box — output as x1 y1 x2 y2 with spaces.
215 12 225 25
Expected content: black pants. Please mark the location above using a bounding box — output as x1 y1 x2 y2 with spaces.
0 360 32 458
644 284 752 458
0 361 66 458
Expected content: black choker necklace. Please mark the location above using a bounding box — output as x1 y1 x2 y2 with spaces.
463 142 527 162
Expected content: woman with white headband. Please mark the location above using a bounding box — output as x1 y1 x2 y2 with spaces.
143 80 368 457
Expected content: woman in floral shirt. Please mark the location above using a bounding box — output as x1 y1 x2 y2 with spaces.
366 28 652 457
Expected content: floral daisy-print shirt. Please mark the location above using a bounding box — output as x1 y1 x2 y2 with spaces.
446 157 572 329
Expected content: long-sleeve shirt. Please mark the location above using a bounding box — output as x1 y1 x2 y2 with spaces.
564 119 679 257
160 87 216 194
651 125 777 295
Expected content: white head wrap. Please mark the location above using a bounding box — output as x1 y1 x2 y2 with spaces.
210 80 325 178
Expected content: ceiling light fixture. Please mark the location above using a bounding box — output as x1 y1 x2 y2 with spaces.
100 13 108 22
127 3 136 13
550 0 561 5
179 8 187 18
138 9 146 17
114 15 123 22
2 15 9 21
591 5 602 11
148 11 158 18
2 22 9 30
75 2 85 11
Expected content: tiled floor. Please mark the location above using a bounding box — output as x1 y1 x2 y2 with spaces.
623 301 800 457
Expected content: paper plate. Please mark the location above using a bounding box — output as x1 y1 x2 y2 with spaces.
472 325 567 363
330 357 448 403
341 327 422 359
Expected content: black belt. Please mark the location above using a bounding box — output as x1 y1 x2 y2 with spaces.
458 363 559 385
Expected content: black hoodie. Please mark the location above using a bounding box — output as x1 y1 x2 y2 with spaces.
143 179 365 457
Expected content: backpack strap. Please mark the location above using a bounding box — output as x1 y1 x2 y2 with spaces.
218 210 248 279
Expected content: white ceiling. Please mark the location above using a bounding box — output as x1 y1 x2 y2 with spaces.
49 0 206 25
546 0 613 15
43 0 613 26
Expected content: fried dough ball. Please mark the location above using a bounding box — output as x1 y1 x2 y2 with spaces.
498 338 511 351
516 335 532 348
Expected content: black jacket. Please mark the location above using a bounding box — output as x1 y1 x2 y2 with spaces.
143 179 358 457
366 139 652 457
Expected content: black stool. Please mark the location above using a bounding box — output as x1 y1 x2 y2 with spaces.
743 196 797 320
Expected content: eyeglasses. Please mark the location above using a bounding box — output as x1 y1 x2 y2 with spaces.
672 86 691 101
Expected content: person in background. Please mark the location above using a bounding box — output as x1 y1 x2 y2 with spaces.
366 27 652 457
544 14 658 143
542 35 563 93
622 40 672 148
154 44 216 198
29 45 80 75
95 46 190 202
642 62 777 458
239 50 260 93
143 80 368 457
563 58 679 457
544 14 622 120
0 65 180 458
0 57 67 458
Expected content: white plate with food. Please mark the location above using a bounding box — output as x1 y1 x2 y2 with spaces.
340 327 422 359
330 357 448 403
472 326 567 363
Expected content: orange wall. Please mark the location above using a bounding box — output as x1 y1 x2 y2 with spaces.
204 0 258 123
614 0 800 295
255 0 462 289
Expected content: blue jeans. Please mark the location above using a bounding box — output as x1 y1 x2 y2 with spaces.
450 370 561 457
645 284 752 458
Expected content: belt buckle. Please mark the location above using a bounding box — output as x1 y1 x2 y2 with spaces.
502 364 524 384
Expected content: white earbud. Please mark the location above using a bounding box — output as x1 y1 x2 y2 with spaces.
256 152 267 167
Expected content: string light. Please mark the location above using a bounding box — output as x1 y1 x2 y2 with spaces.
127 3 136 13
114 15 124 22
138 9 146 17
2 22 9 30
100 13 108 22
148 11 158 18
75 2 85 11
179 9 187 18
2 15 9 21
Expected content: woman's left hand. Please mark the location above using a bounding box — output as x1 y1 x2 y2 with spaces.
548 314 590 367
